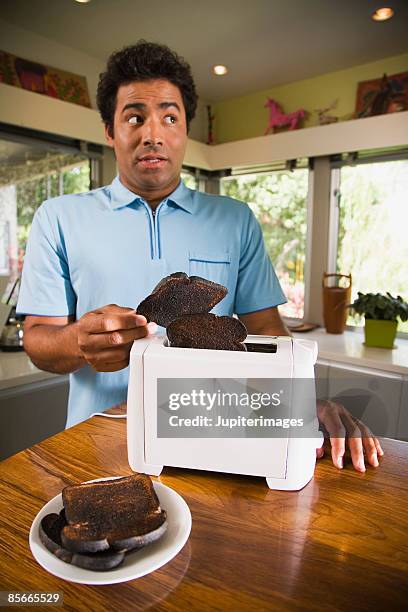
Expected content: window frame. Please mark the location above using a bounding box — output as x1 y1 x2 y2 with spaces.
328 153 408 339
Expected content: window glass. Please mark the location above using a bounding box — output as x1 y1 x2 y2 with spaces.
0 137 90 302
181 170 197 190
336 160 408 333
221 169 309 318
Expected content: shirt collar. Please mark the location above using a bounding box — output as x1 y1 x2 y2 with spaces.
109 175 195 214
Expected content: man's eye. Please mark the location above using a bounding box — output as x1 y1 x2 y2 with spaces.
128 116 143 124
164 115 177 124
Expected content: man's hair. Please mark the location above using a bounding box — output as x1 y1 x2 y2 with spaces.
97 40 198 136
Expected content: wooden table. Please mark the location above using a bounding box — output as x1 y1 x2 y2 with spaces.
1 407 407 611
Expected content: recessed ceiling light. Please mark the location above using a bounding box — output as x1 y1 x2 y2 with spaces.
372 7 394 21
75 0 92 4
213 65 228 76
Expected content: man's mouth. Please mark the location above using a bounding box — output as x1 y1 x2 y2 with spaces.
138 155 168 169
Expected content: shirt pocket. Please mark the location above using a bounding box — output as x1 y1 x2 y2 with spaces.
188 251 231 287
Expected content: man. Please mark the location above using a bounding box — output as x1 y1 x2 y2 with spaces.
17 41 383 472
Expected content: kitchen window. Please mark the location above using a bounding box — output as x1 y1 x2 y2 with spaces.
181 168 198 190
0 129 98 302
329 156 408 333
221 165 309 319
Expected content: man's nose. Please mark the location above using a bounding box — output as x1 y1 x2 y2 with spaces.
141 117 163 147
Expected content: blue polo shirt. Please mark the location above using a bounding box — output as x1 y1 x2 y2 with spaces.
17 176 286 427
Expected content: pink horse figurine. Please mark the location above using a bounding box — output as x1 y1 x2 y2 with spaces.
264 98 306 134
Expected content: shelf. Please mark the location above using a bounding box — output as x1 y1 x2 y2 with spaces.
1 83 407 171
293 328 408 376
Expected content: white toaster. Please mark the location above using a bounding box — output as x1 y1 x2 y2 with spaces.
127 334 322 491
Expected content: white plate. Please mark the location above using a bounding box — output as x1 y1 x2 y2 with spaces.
29 477 191 585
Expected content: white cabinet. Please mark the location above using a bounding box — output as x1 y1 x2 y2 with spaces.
327 363 402 439
315 359 405 440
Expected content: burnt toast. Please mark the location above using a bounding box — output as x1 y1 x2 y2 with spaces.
167 313 247 351
61 474 167 554
137 272 227 328
39 513 125 571
39 473 167 570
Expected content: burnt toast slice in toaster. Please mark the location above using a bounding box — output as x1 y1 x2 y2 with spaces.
167 313 247 351
137 272 227 328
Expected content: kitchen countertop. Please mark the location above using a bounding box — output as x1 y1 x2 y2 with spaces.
1 328 407 393
0 350 59 391
292 328 408 375
0 405 407 610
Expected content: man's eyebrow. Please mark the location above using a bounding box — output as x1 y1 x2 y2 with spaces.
122 101 181 113
158 101 181 112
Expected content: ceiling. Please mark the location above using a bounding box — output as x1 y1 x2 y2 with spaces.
1 0 407 102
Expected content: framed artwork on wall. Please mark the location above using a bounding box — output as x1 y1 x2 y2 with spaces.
0 50 91 108
355 71 408 118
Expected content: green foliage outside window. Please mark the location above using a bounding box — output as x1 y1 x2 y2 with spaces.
181 171 197 190
17 162 90 256
337 160 408 333
221 170 308 318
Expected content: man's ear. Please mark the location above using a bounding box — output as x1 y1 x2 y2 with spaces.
104 124 114 147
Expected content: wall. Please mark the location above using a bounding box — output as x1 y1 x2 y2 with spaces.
213 53 408 144
0 18 208 143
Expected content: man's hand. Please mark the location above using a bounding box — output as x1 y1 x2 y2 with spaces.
316 399 384 472
77 304 150 372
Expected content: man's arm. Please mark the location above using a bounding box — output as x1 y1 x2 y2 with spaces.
238 306 291 337
24 315 84 374
23 305 150 375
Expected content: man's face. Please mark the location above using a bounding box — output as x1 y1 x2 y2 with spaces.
105 79 188 204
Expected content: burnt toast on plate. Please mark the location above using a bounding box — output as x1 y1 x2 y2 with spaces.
39 513 125 571
39 473 167 571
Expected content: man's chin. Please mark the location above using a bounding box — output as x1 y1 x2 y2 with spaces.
131 173 180 195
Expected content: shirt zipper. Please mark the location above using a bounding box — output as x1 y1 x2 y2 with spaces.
148 205 163 260
152 209 157 259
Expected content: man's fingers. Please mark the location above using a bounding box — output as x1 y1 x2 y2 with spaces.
339 409 383 471
76 304 149 372
362 436 379 467
85 344 132 363
82 327 149 369
374 437 384 456
83 309 147 333
320 405 346 469
80 325 148 350
350 416 379 468
317 400 384 472
347 436 366 472
330 438 345 469
94 304 140 315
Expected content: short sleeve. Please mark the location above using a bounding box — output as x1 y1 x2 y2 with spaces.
234 206 287 315
16 203 76 316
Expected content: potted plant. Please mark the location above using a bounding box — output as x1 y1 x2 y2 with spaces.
348 292 408 348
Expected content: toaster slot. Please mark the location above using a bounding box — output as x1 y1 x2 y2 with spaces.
164 338 278 353
244 342 277 353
